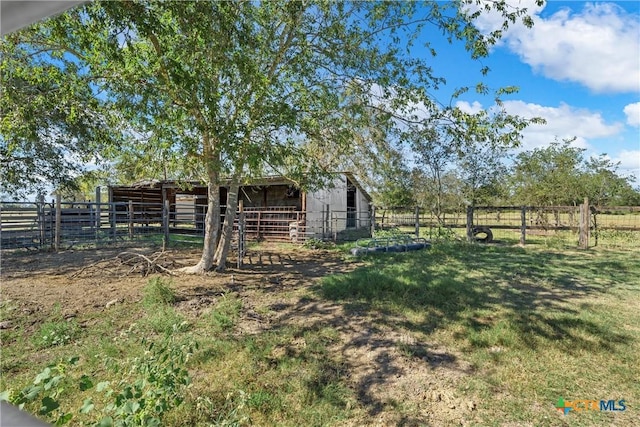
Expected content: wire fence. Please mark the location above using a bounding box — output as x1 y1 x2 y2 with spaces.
374 204 640 249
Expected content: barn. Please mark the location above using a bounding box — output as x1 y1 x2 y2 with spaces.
108 172 372 241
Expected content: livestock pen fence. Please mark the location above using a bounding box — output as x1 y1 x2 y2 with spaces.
4 197 638 252
0 198 372 251
374 200 640 249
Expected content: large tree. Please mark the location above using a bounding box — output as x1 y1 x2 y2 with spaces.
509 139 638 207
0 28 119 198
3 0 543 271
510 139 585 206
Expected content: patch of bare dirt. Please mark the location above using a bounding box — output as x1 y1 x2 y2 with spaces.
1 244 478 425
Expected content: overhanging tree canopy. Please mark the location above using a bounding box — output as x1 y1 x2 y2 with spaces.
2 0 543 271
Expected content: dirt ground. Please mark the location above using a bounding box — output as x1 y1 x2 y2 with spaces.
1 244 478 426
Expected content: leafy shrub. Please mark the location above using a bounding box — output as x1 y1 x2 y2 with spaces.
1 336 196 427
429 226 458 242
0 356 80 425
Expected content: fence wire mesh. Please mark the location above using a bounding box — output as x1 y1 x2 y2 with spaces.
373 205 640 249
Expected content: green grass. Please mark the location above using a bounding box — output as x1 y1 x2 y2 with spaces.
1 244 639 426
320 242 640 425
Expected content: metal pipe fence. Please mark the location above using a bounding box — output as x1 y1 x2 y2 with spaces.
1 200 373 251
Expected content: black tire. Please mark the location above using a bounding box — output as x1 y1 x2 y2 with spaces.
472 226 493 243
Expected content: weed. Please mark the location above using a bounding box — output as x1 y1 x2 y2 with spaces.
303 238 335 250
93 336 196 426
0 356 80 425
1 335 196 427
32 320 81 349
140 306 188 335
142 277 175 308
373 228 407 239
209 294 242 333
31 305 81 349
429 226 459 241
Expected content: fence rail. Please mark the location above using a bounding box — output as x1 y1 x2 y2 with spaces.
374 202 640 249
3 198 638 252
0 199 372 251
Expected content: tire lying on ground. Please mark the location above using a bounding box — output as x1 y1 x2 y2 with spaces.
472 226 493 243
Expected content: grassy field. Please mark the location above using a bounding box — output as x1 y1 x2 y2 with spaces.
1 242 639 426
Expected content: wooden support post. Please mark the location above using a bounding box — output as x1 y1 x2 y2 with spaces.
110 202 116 240
237 200 244 269
108 187 115 239
415 206 420 238
579 197 589 249
95 186 101 241
257 211 262 239
55 194 61 251
520 206 526 245
163 198 170 251
128 200 134 240
370 204 376 237
37 194 45 248
325 205 331 239
466 205 474 242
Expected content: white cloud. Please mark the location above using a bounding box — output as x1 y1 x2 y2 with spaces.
501 100 623 150
606 150 640 184
473 1 640 93
455 100 483 114
609 150 640 171
624 102 640 127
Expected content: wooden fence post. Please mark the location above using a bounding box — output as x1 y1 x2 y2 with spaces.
95 186 101 241
128 200 134 239
110 203 116 240
579 197 589 249
520 206 526 245
415 206 420 238
55 194 61 251
370 204 376 237
237 200 244 269
256 211 262 239
37 194 45 248
324 204 330 239
163 198 170 251
466 205 474 242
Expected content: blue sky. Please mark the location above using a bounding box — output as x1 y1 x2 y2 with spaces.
426 0 640 183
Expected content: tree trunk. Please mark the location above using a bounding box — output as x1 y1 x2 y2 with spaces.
214 181 240 272
182 170 221 273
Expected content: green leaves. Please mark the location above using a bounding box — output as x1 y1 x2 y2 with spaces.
1 27 122 197
3 0 544 267
508 138 639 207
0 335 196 426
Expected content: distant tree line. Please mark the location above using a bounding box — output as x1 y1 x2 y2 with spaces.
371 138 640 212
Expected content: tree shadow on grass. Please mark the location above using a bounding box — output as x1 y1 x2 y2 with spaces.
303 243 636 414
